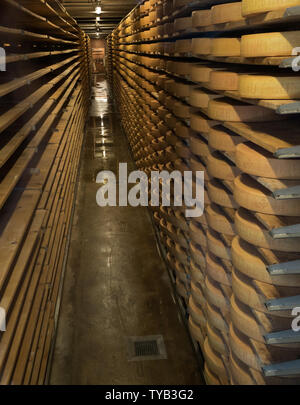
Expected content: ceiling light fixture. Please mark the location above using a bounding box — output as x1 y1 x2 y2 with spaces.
95 6 101 14
96 16 100 21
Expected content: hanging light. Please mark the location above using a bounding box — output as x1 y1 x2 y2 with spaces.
96 16 100 21
95 6 101 14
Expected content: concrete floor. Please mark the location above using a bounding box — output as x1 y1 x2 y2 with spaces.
49 77 203 385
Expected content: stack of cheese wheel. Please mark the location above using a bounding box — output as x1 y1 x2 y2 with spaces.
231 139 300 384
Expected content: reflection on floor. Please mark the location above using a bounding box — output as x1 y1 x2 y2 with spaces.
49 75 203 385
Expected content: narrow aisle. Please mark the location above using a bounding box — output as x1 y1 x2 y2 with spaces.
49 76 203 385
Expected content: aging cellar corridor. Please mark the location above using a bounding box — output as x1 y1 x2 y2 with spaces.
49 76 203 385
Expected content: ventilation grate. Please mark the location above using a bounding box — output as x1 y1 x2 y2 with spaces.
134 340 159 357
127 335 167 362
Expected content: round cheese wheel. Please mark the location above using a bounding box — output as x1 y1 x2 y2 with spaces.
206 301 230 333
231 295 294 344
175 121 189 139
242 0 300 16
207 228 233 260
189 220 207 247
209 125 244 152
204 363 222 385
175 39 192 54
208 98 281 122
191 280 206 307
239 74 300 100
212 2 243 24
206 251 232 286
189 87 222 108
211 38 241 57
232 235 300 286
209 70 240 91
229 323 300 376
190 240 206 268
205 275 231 314
234 174 300 216
206 204 236 235
190 259 205 284
203 338 230 384
207 179 238 208
191 64 214 83
241 31 300 57
176 278 188 299
174 16 192 32
189 316 206 346
192 9 212 28
192 38 213 56
207 151 241 180
189 296 207 329
190 133 210 157
207 321 230 357
236 142 300 179
232 266 300 314
191 112 218 133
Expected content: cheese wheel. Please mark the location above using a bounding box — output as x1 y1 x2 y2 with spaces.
236 142 300 179
207 228 232 260
189 220 207 247
190 259 205 284
238 74 300 100
229 323 300 374
190 133 210 157
232 267 300 315
207 98 281 122
207 178 238 208
204 363 222 385
212 2 243 24
192 9 212 28
206 252 232 286
242 0 300 16
203 338 230 384
189 296 207 329
175 39 192 54
207 304 229 339
209 70 239 91
190 241 206 268
205 275 231 314
191 280 206 307
174 16 192 32
191 64 214 83
206 204 236 235
234 174 300 216
241 31 300 57
211 38 241 57
231 295 294 344
175 122 189 139
189 317 206 346
207 322 229 357
235 208 300 252
191 112 218 134
189 87 221 108
232 236 300 286
208 125 244 152
192 38 212 56
207 151 241 181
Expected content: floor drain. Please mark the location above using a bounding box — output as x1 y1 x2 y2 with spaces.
127 335 167 362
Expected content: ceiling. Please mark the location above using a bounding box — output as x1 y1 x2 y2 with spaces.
61 0 138 38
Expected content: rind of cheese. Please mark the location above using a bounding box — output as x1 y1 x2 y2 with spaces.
242 0 300 16
192 9 212 27
212 2 243 24
192 38 212 55
239 74 300 100
210 70 239 90
212 38 241 57
241 31 300 57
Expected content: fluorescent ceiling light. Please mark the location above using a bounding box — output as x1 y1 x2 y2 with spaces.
95 6 101 14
